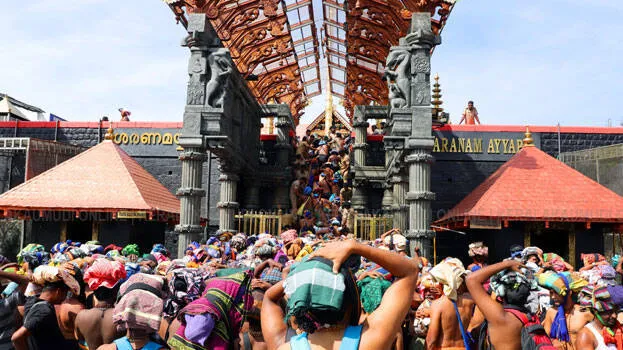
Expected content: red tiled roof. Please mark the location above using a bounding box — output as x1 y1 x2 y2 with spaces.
436 145 623 224
0 140 179 214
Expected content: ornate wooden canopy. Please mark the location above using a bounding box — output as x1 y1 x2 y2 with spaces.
165 0 455 124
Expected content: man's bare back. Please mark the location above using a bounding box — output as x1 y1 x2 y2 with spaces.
426 293 475 349
75 308 122 349
487 310 524 350
55 298 85 339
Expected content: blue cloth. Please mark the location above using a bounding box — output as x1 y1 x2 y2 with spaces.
550 273 571 342
113 337 161 350
289 325 362 350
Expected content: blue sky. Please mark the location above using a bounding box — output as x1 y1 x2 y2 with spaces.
2 0 623 126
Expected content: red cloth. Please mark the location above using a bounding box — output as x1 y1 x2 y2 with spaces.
105 244 123 253
84 258 126 290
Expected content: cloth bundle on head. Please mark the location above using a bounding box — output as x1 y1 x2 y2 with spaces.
122 244 140 257
383 233 407 251
489 269 536 300
521 246 543 260
104 244 123 253
168 271 253 350
607 286 623 308
283 257 360 334
280 229 298 244
31 265 80 295
357 276 391 314
113 273 165 333
79 242 103 256
150 244 169 257
579 285 616 312
230 234 247 252
17 243 48 268
254 241 275 258
468 242 488 257
537 271 570 297
581 253 606 267
163 268 206 321
84 258 127 291
429 258 467 301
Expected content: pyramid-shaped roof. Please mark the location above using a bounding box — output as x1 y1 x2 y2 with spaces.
307 109 352 135
437 137 623 225
0 139 180 214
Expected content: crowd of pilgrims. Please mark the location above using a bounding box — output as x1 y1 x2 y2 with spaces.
290 126 354 233
1 234 623 350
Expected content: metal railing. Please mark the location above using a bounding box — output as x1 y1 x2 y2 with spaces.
353 214 393 241
235 210 292 235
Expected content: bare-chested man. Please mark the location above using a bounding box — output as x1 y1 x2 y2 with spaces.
76 259 126 349
540 272 593 349
426 258 476 350
261 239 419 350
74 285 123 349
466 260 530 350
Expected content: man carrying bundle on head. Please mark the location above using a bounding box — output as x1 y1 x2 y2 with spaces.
75 258 127 349
538 271 592 349
261 239 419 350
575 286 623 350
426 258 476 350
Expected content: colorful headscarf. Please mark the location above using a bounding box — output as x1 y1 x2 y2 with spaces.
163 268 206 321
122 244 140 257
168 271 253 350
280 229 298 244
429 258 467 301
230 234 247 252
17 243 48 268
84 258 127 291
579 285 616 312
113 273 165 333
150 244 170 257
31 265 80 295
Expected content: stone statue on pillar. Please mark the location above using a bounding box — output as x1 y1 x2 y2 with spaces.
384 13 441 259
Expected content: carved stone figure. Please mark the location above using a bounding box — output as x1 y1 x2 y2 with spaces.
187 76 205 105
385 49 411 108
388 83 407 109
205 49 232 108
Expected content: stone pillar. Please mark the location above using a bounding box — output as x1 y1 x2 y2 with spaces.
385 13 439 258
381 184 393 212
352 107 369 167
176 148 207 254
351 178 367 211
272 108 293 210
390 172 409 232
217 172 239 232
405 149 435 257
175 14 214 256
243 181 261 210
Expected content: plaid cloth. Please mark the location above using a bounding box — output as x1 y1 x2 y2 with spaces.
284 258 345 321
260 267 282 285
168 271 253 350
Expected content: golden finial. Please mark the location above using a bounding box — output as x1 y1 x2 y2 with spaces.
432 73 443 120
104 124 114 141
522 126 534 147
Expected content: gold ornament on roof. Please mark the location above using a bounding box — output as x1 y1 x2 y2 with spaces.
432 73 444 120
522 126 534 147
104 125 114 141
